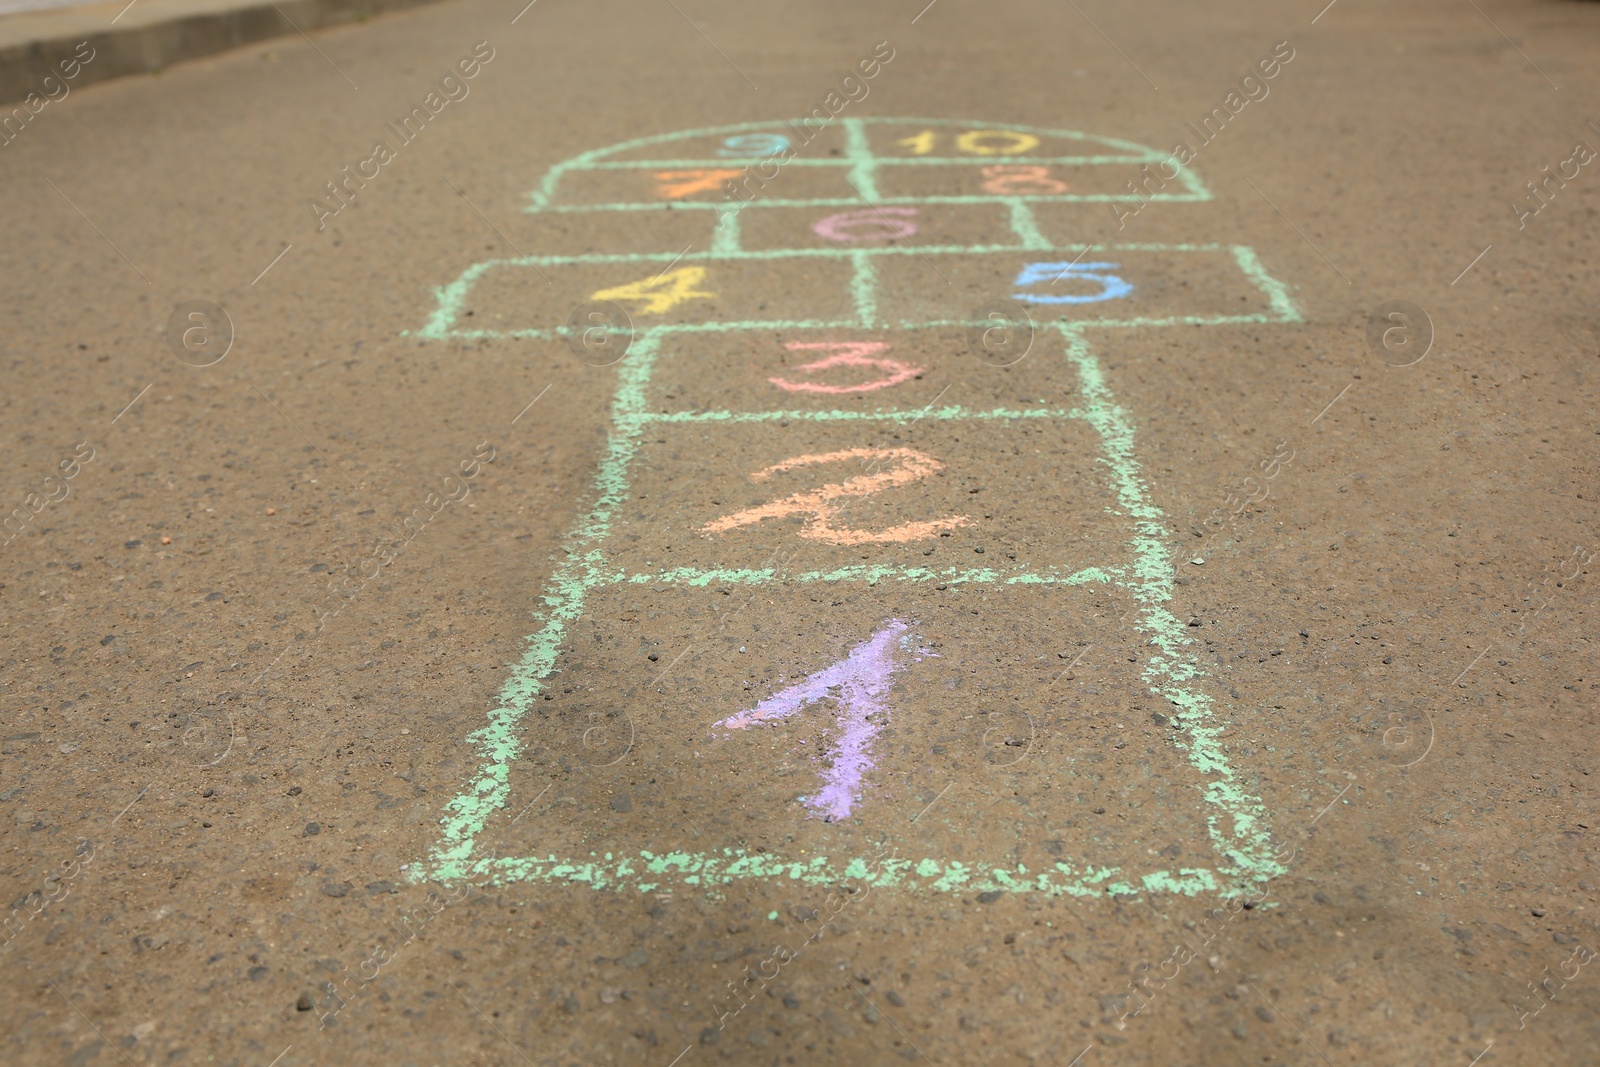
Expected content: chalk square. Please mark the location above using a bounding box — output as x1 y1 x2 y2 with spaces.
871 161 1165 202
453 254 858 333
869 246 1283 327
733 201 1014 253
489 583 1226 893
601 418 1125 585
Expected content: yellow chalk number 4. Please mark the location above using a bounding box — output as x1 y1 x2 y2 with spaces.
591 266 715 315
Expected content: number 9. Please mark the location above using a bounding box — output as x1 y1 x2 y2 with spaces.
718 133 790 158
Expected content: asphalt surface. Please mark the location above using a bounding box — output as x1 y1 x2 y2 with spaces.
3 0 1600 1065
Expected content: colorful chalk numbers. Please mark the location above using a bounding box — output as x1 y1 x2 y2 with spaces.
415 118 1306 903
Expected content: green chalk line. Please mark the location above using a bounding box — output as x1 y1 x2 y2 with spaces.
614 564 1114 588
851 249 876 327
427 312 1294 345
1008 199 1051 250
437 849 1224 899
627 406 1085 424
842 117 879 203
445 240 1237 264
711 204 740 255
412 119 1290 900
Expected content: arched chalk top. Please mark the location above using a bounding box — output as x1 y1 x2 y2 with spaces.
526 116 1208 213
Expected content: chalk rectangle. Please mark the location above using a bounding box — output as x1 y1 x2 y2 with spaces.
869 246 1283 327
495 584 1220 894
454 255 859 334
603 418 1126 584
735 202 1014 254
638 326 1080 419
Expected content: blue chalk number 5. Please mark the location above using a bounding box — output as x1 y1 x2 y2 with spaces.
1012 261 1133 305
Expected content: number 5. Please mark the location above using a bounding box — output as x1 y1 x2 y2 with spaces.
1011 261 1132 305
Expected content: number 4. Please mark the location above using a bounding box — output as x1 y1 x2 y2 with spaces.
591 266 715 315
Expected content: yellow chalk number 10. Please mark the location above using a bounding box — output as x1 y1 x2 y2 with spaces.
895 129 1040 156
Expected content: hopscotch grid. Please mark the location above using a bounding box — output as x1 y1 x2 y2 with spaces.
413 118 1293 900
421 319 1284 896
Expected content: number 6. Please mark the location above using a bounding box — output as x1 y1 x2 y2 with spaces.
812 207 918 243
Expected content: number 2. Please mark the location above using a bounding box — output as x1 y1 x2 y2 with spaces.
701 448 971 545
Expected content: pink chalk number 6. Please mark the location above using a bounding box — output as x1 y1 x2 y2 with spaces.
812 207 919 242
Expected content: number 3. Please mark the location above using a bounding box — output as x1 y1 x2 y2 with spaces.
1012 261 1132 305
768 342 924 394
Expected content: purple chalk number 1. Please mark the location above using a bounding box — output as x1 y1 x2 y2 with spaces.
1012 261 1133 304
715 619 924 822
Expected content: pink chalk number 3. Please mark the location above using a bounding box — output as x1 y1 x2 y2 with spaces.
768 341 924 394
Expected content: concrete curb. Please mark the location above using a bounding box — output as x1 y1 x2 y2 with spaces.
0 0 446 104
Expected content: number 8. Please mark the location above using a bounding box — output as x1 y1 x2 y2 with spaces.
980 165 1067 195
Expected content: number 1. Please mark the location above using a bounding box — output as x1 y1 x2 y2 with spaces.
896 130 936 155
